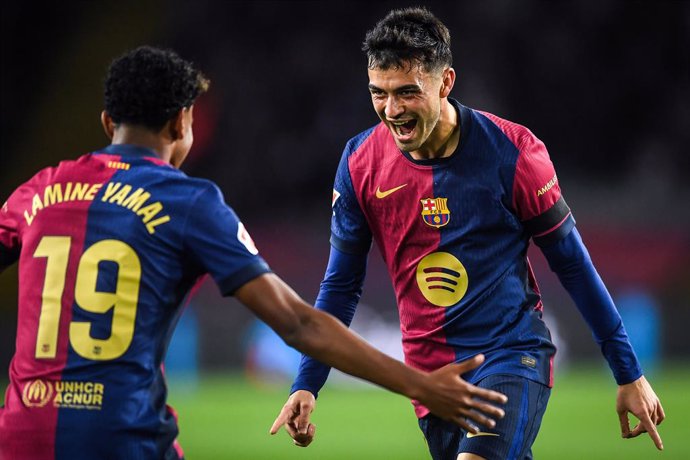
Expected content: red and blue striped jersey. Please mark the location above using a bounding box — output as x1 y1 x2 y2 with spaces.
0 144 270 459
330 101 574 417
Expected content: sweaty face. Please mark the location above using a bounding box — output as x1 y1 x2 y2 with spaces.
368 65 446 154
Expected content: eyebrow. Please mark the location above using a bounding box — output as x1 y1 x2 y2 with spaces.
368 84 421 92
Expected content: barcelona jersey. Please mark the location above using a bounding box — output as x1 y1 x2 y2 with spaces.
0 144 270 459
330 101 574 417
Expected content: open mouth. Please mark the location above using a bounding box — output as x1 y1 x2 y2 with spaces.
390 119 417 138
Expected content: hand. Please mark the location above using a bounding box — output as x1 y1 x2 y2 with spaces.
270 390 317 447
418 354 508 433
616 375 665 450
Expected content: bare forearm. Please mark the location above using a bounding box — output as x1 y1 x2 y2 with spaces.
287 302 427 400
235 273 428 400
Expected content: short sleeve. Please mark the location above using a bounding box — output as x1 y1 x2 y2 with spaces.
184 184 270 296
512 133 575 247
329 147 372 255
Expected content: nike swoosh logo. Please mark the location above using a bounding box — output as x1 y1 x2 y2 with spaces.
466 432 500 438
375 184 407 199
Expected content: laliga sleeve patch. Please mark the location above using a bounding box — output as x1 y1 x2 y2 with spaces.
237 222 259 255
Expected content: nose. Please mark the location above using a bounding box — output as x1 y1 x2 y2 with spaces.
384 96 404 119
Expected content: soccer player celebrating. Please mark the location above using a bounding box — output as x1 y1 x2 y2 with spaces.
0 46 509 459
273 7 665 459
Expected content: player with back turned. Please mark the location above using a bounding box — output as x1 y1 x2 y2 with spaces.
0 46 508 460
272 7 665 460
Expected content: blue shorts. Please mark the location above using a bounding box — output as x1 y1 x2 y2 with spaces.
418 374 550 460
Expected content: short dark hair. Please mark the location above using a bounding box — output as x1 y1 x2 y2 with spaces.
104 46 209 131
362 7 452 72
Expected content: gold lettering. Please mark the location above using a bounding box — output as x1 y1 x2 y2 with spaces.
24 210 35 226
109 184 132 205
84 382 93 393
101 182 121 202
136 202 163 223
54 392 63 404
43 184 63 206
72 392 83 404
31 194 44 216
63 182 73 202
70 183 89 201
121 188 150 211
84 183 102 201
63 393 72 404
146 215 170 234
93 394 103 405
94 383 104 394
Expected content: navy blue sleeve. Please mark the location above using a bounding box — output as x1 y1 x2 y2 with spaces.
290 245 368 397
329 144 372 255
184 184 271 296
540 226 643 385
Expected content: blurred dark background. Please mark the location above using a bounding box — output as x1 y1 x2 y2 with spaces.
1 1 689 379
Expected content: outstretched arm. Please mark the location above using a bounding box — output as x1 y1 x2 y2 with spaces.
540 227 665 450
235 273 507 438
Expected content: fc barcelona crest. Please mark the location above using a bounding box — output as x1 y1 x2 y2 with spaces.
420 197 451 228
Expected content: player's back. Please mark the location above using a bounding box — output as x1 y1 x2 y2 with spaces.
0 145 217 459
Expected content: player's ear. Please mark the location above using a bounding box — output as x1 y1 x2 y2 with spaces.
439 67 455 98
169 107 189 141
100 111 115 140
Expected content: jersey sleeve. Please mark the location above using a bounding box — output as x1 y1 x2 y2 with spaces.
291 246 368 397
183 183 270 296
329 146 372 255
512 132 575 247
0 195 22 269
541 227 643 384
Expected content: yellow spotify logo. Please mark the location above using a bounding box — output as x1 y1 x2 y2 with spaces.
416 252 468 307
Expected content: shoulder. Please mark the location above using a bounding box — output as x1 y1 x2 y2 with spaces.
475 110 543 152
342 123 397 172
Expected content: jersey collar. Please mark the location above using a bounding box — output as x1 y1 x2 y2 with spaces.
95 144 160 159
398 98 472 166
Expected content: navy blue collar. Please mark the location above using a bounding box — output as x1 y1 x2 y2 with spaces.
96 144 160 158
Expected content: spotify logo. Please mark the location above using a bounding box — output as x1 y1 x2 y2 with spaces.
416 252 468 307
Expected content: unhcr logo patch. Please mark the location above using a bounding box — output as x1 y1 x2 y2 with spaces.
21 379 105 410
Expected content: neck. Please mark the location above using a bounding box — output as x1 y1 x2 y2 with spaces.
110 125 173 164
410 99 460 160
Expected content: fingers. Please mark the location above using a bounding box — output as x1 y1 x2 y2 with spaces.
469 385 509 405
470 401 506 422
618 410 632 439
636 413 664 451
294 402 313 435
291 423 316 447
269 408 290 435
454 354 485 373
656 401 666 426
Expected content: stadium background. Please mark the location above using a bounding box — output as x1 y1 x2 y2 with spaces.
1 1 688 459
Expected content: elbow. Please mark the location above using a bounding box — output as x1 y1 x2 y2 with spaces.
279 316 310 351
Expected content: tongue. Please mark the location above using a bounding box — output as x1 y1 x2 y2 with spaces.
399 120 416 135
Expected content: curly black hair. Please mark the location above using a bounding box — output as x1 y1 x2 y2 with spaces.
104 46 209 131
363 7 452 73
